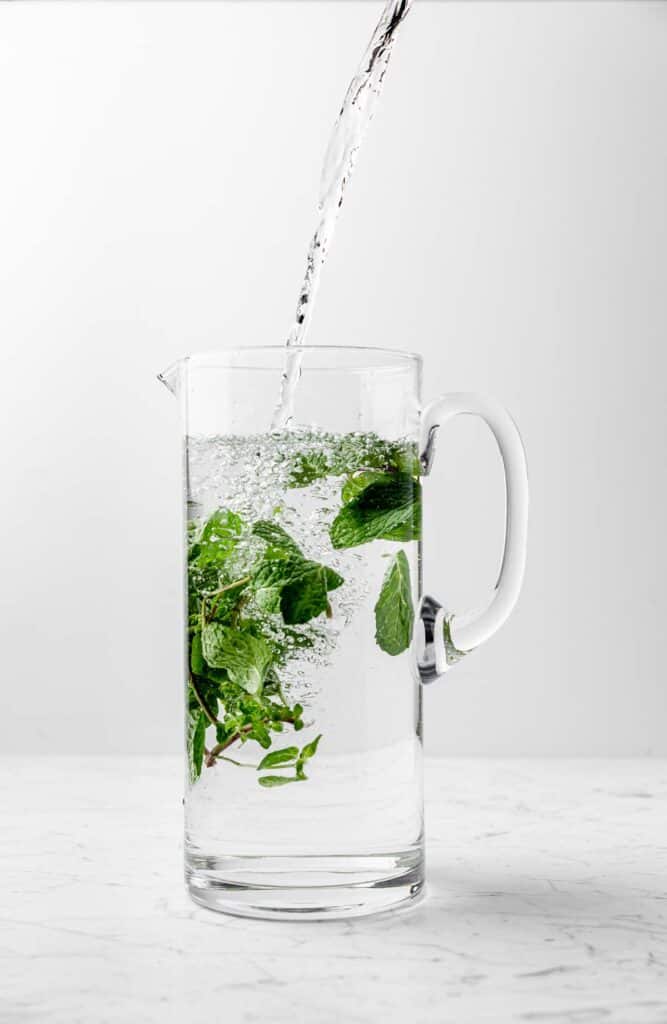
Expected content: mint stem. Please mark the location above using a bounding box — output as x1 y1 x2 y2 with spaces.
201 576 252 622
190 674 220 727
205 713 300 767
206 575 251 597
204 746 256 769
206 724 254 764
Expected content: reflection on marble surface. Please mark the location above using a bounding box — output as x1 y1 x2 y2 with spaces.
2 757 666 1023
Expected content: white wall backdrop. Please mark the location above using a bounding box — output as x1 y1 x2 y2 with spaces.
1 1 665 755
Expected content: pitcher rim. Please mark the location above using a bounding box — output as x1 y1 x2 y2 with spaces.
168 344 422 372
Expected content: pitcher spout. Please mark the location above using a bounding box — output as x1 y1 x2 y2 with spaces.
157 360 182 397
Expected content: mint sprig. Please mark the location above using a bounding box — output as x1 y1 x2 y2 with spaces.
187 508 334 783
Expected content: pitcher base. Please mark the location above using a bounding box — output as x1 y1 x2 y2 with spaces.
185 851 424 920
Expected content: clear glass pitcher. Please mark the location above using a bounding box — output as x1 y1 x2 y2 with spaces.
159 345 528 919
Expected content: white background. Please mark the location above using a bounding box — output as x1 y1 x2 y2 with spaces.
1 1 665 756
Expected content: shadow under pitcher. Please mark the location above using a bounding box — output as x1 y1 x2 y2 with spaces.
159 345 528 920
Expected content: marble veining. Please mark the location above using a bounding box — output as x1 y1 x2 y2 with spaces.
2 757 666 1023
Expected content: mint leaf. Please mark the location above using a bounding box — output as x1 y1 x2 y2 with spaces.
341 469 389 504
187 708 206 782
251 520 343 623
296 733 322 779
330 474 421 549
280 563 342 625
190 633 205 675
252 557 301 614
287 451 330 488
324 567 344 590
257 746 299 770
253 555 343 625
251 520 303 559
249 719 272 748
258 774 303 787
201 624 272 695
299 733 321 761
374 550 414 655
196 509 243 565
388 445 422 477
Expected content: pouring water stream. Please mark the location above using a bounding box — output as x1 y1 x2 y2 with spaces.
271 0 414 429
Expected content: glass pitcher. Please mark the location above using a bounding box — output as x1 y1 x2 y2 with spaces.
159 345 528 920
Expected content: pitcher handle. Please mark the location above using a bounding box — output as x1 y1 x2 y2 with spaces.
418 393 529 683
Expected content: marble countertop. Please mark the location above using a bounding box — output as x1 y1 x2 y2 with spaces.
3 757 666 1023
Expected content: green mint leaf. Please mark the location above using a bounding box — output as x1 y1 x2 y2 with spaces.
330 474 421 549
279 564 337 625
257 746 299 770
199 665 229 687
215 722 231 745
253 556 343 625
196 508 243 566
251 520 303 559
388 444 422 477
300 733 321 761
324 566 344 591
374 550 414 655
258 774 302 787
296 733 322 779
249 719 272 748
252 557 300 614
187 708 206 783
341 469 390 504
190 633 205 675
287 451 330 488
201 624 272 695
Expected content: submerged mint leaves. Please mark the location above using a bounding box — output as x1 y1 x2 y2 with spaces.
187 507 333 784
286 434 420 489
186 431 421 787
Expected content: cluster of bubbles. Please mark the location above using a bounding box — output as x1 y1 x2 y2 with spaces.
186 429 386 697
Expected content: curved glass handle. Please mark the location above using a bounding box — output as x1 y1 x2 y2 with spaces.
418 393 529 683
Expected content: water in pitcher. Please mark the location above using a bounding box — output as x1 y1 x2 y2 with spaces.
185 430 423 872
184 1 420 908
